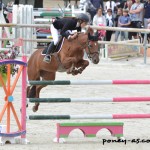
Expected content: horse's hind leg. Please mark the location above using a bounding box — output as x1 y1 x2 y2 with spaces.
33 71 56 112
27 69 40 111
27 85 36 98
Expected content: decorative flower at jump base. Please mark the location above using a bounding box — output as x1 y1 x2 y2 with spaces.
0 46 20 86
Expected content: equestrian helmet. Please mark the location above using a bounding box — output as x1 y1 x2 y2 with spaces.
76 13 89 23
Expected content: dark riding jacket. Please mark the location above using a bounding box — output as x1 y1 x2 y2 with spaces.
53 18 81 39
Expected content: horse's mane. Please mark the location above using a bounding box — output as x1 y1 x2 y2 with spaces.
76 32 87 45
76 27 94 42
78 27 94 35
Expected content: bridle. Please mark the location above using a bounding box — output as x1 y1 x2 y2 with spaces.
77 33 99 60
86 40 99 60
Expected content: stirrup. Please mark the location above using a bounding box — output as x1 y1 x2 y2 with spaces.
43 55 51 63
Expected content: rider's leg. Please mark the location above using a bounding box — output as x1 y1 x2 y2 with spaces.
43 42 56 63
43 24 59 63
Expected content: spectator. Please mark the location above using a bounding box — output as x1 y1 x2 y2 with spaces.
147 21 150 43
79 0 96 22
114 8 123 41
147 19 150 44
129 0 144 39
116 0 125 8
124 0 133 10
89 0 103 20
143 0 150 29
105 8 114 41
105 0 117 15
93 8 106 40
118 9 131 40
93 8 106 26
64 0 78 8
147 19 150 27
91 0 104 11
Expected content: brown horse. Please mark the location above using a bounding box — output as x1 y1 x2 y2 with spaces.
27 27 100 112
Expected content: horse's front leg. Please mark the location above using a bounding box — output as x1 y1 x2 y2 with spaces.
75 59 89 74
32 84 47 112
61 57 77 73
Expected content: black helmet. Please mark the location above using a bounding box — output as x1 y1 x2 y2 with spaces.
76 13 89 23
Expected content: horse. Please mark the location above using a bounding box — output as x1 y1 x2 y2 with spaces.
27 27 100 112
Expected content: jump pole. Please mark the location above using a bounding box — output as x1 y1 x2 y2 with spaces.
29 80 150 85
29 114 150 120
29 97 150 103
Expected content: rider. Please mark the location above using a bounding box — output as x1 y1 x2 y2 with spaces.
43 13 89 63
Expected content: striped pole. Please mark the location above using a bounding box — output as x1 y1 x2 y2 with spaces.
29 97 150 103
34 18 52 23
8 7 68 11
29 80 150 85
29 114 150 120
36 33 52 39
33 11 72 17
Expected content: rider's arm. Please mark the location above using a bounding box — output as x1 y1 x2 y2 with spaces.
60 23 72 39
60 19 77 39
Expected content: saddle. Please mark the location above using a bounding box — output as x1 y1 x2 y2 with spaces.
41 37 64 55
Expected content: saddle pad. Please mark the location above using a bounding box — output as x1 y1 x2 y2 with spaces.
41 38 65 55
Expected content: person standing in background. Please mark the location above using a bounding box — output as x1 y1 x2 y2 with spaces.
124 0 133 10
79 0 102 22
114 8 123 41
79 0 96 22
105 8 114 41
143 0 150 28
105 0 117 15
91 0 104 11
129 0 144 39
93 8 106 40
89 0 103 20
64 0 78 8
93 8 106 26
118 9 131 41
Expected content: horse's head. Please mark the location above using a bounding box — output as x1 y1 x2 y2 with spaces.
85 27 100 64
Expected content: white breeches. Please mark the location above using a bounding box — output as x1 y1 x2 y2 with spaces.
51 24 73 45
50 24 59 45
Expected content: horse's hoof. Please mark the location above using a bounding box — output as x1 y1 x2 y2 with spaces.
32 106 38 112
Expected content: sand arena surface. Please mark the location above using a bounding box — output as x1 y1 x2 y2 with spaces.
1 56 150 150
1 0 150 149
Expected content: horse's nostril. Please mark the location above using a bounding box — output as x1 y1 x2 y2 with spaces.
93 59 99 64
95 61 99 64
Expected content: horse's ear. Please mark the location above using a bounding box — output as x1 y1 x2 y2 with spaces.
88 32 99 41
86 26 94 35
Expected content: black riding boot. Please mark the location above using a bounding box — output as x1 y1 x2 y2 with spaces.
43 42 56 63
